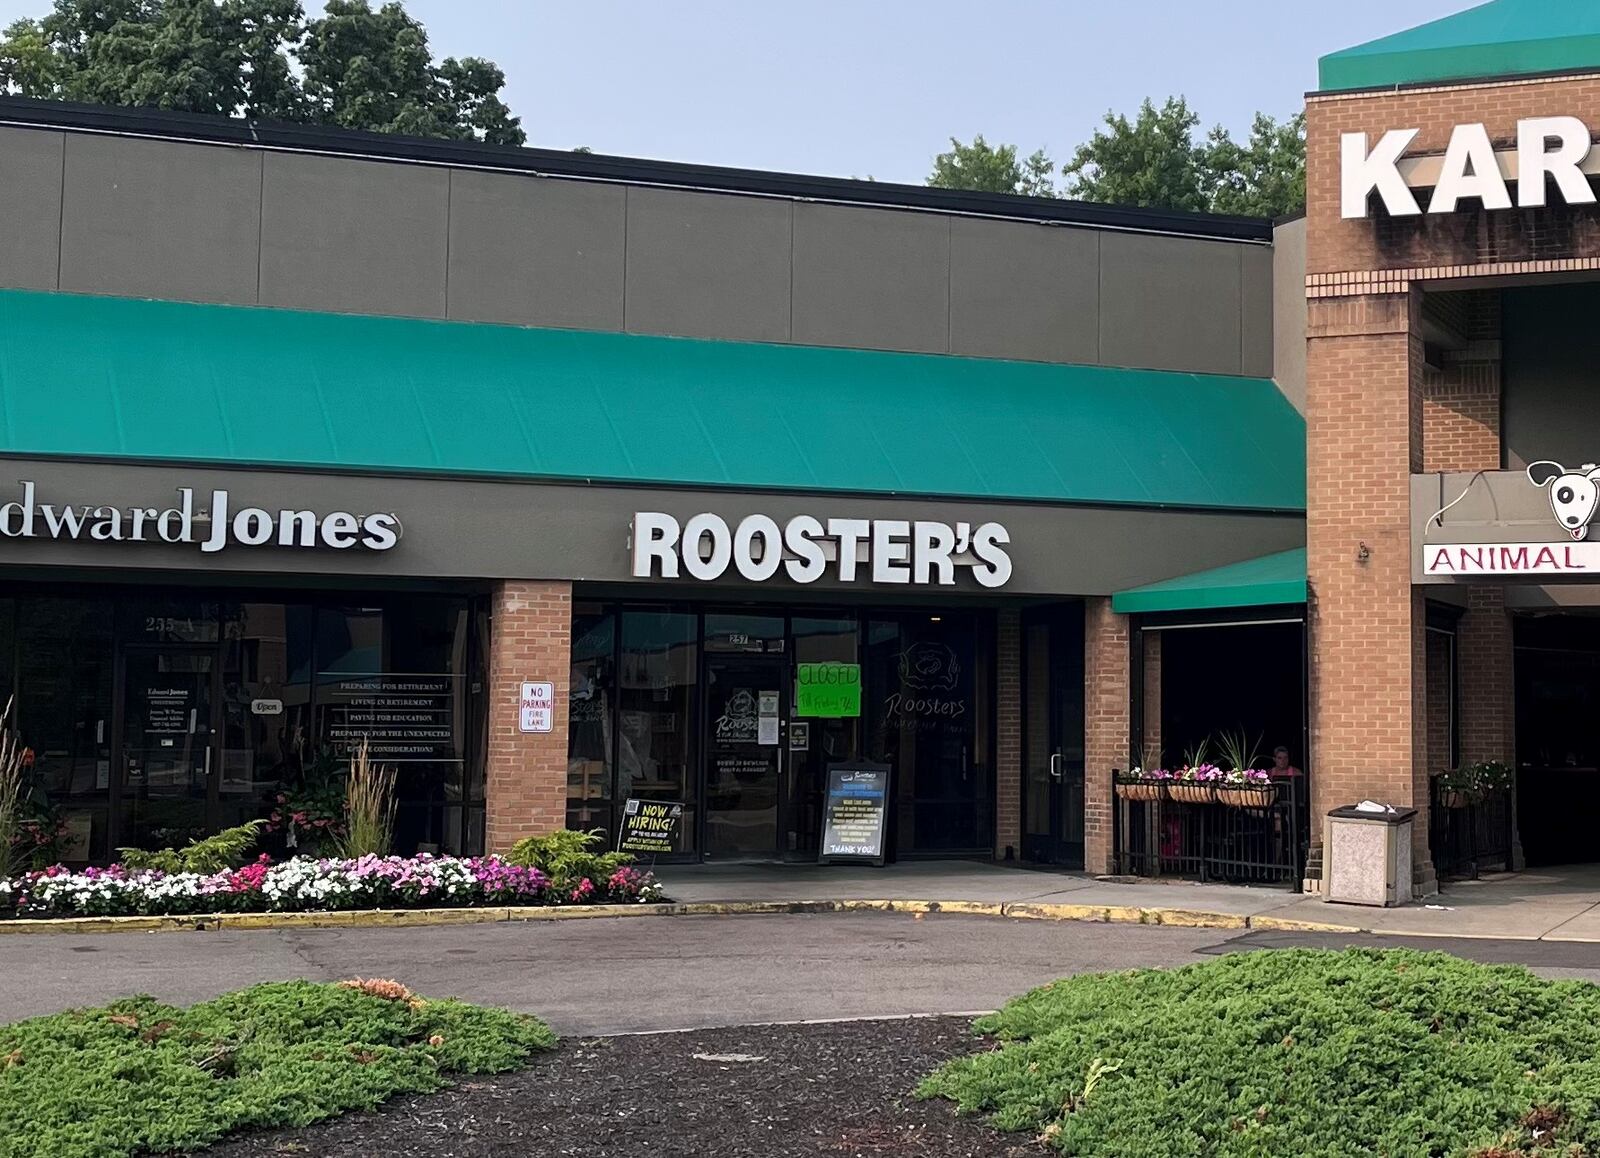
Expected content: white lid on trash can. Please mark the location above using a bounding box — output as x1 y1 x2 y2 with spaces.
1328 802 1418 824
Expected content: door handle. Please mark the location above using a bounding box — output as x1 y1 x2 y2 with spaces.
1050 752 1063 781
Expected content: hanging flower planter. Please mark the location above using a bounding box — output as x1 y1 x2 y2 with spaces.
1434 762 1509 811
1218 769 1277 809
1167 764 1221 805
1115 768 1169 803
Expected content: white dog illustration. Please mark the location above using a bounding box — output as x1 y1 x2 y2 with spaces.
1528 461 1600 541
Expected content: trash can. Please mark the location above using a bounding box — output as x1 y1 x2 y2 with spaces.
1323 804 1418 907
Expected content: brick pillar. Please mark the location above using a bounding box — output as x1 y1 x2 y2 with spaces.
484 580 572 853
1084 597 1129 875
1140 630 1162 769
994 609 1021 861
1306 289 1437 896
1458 585 1522 868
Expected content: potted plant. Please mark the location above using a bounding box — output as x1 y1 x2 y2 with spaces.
1433 766 1482 810
1218 767 1277 809
1168 763 1221 806
1470 761 1512 795
1115 767 1169 803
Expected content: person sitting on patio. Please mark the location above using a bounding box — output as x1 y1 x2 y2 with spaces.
1270 746 1302 779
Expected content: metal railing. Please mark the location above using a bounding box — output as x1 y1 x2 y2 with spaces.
1112 773 1305 889
1428 784 1514 880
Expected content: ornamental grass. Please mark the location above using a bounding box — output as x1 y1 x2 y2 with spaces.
920 948 1600 1158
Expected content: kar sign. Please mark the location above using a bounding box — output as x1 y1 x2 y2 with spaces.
1341 117 1599 219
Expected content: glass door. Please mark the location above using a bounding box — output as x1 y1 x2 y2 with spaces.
114 646 220 852
1022 605 1086 866
703 652 787 858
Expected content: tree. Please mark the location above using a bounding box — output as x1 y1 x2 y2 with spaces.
1060 96 1209 213
0 0 524 144
1200 111 1306 219
928 134 1056 198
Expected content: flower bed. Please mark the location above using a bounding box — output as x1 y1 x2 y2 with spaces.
0 852 664 920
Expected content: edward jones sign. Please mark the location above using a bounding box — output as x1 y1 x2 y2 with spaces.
0 481 400 553
630 511 1013 588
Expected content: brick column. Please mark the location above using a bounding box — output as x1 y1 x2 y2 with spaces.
484 580 573 853
1140 630 1162 769
994 609 1021 861
1306 289 1437 896
1084 597 1129 875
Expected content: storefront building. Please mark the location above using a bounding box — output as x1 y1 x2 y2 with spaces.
1308 2 1600 891
0 95 1306 869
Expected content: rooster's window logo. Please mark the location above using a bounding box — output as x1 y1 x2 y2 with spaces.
1528 461 1600 541
897 643 961 693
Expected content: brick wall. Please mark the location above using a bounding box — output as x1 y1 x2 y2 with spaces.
1084 597 1129 874
1299 69 1600 893
483 580 573 853
1305 290 1436 891
1421 291 1502 474
1307 72 1600 278
995 609 1021 860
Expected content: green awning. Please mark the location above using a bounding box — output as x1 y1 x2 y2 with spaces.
1112 548 1307 615
1320 0 1600 92
0 289 1305 511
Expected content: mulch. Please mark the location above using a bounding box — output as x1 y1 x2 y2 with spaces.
200 1016 1038 1157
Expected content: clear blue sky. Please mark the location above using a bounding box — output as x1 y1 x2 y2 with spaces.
408 0 1470 180
1 0 1474 182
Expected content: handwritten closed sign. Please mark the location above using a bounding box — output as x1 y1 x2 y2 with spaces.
795 662 861 718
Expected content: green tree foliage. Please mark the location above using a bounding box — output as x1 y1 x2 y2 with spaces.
1062 96 1209 212
938 97 1306 218
1201 110 1307 218
927 134 1056 197
0 0 524 144
1063 96 1305 217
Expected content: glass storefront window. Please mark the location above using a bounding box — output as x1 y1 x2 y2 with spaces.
17 598 113 861
567 607 616 839
311 600 471 855
619 610 698 854
0 586 486 864
788 616 859 855
867 613 994 855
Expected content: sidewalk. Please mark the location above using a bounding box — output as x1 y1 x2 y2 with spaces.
661 860 1600 942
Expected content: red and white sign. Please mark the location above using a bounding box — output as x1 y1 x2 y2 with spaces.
1424 543 1599 576
518 681 555 733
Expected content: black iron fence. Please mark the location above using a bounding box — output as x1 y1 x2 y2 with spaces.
1112 773 1306 889
1428 783 1514 880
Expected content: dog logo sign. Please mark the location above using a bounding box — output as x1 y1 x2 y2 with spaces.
1528 461 1600 541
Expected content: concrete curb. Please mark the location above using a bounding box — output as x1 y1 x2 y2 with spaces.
0 897 1367 937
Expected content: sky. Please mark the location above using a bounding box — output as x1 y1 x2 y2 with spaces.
0 0 1475 183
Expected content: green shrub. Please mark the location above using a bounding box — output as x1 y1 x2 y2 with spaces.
919 949 1600 1157
504 828 632 891
117 820 265 875
0 979 555 1158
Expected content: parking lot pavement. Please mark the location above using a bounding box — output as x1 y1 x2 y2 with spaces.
7 913 1600 1033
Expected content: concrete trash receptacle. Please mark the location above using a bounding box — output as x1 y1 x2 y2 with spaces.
1324 804 1418 907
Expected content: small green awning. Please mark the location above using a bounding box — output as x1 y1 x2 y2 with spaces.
1111 548 1306 615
